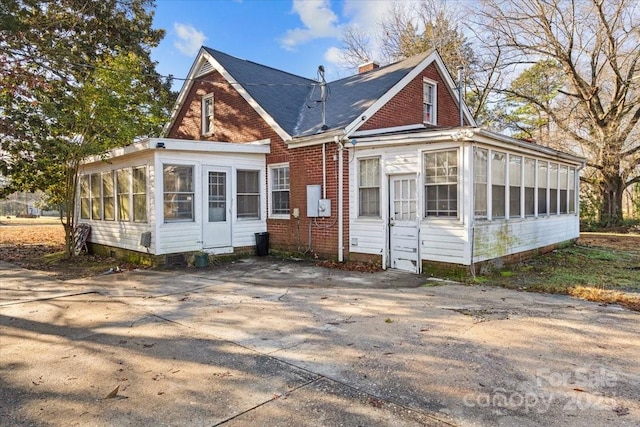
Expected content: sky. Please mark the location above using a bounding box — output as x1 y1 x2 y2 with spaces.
150 0 416 89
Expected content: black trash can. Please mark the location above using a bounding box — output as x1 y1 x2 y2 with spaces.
255 232 269 256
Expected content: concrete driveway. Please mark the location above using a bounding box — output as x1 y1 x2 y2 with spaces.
1 257 638 426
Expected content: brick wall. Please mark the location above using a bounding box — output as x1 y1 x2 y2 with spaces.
360 63 468 131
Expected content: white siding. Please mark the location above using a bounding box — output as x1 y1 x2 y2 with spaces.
154 150 266 255
78 152 155 253
349 219 386 255
420 220 468 265
472 215 579 263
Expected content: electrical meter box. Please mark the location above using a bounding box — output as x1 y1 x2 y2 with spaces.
307 185 321 217
318 199 331 217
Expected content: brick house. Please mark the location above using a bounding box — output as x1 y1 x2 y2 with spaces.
78 46 584 273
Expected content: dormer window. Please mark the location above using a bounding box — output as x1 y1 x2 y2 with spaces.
202 93 214 135
423 78 437 125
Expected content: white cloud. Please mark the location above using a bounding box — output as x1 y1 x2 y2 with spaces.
173 23 207 56
341 0 395 63
280 0 340 50
324 46 343 65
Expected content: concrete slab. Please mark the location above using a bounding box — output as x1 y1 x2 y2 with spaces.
1 258 638 426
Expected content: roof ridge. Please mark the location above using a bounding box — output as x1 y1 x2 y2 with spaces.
327 49 434 84
203 46 315 84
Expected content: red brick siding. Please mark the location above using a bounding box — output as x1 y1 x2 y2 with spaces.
166 69 349 258
360 63 468 131
270 143 349 259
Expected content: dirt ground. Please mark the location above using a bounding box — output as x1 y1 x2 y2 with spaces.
0 219 638 283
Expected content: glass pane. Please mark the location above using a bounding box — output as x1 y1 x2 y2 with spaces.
133 194 147 222
133 167 146 193
117 169 129 194
492 152 506 185
510 155 522 186
164 194 193 220
524 158 535 186
118 195 130 221
164 165 193 192
208 172 226 222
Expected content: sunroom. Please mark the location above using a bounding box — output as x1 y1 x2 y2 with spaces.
347 128 585 273
77 138 270 262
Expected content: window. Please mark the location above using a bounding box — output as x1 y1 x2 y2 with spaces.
237 170 260 219
524 158 535 216
423 79 437 125
270 164 290 216
559 165 568 214
569 167 576 214
90 173 101 220
538 161 548 215
80 175 90 219
549 163 558 215
491 151 506 218
132 166 147 223
474 148 488 218
163 165 194 221
358 158 380 217
424 150 458 217
117 169 130 221
202 93 214 135
509 155 522 218
102 171 115 221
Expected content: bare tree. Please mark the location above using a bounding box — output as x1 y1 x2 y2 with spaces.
339 24 373 69
476 0 640 225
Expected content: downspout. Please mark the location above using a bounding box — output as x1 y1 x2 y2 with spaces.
336 136 344 262
322 143 327 198
457 66 464 127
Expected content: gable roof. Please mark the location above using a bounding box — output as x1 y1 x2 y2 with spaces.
166 46 474 142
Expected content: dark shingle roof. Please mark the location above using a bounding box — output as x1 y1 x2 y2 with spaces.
203 47 431 138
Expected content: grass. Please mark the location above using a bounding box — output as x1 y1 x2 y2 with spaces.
479 241 640 311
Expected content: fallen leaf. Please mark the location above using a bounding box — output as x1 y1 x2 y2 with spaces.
143 343 155 348
104 385 119 399
157 391 165 395
573 388 584 392
613 406 629 416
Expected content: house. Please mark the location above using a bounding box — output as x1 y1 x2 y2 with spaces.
77 47 584 273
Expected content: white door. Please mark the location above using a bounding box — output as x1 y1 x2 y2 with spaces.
389 175 419 272
203 167 231 248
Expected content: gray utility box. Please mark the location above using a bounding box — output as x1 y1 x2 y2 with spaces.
306 185 331 217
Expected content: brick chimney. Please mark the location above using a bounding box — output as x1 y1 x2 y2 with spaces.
358 61 379 74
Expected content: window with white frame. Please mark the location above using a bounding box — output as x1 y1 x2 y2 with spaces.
559 165 568 214
117 169 131 221
423 79 437 125
491 151 506 218
424 150 458 217
270 164 290 216
202 93 214 135
90 173 102 220
474 148 488 218
80 175 90 219
538 161 548 215
102 171 115 221
163 164 194 222
132 166 147 223
358 158 380 217
569 167 576 214
237 170 260 219
524 158 536 216
509 155 522 218
549 163 559 215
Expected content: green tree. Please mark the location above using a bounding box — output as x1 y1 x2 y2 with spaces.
0 0 173 255
503 60 565 144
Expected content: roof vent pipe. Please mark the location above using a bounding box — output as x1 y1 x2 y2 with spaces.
318 65 328 131
457 65 464 127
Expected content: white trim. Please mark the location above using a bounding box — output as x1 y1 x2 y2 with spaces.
344 51 476 136
201 50 292 142
201 93 214 136
164 48 292 142
268 162 291 219
82 138 271 165
351 124 426 138
422 77 437 125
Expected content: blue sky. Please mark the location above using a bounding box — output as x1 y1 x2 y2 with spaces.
150 0 407 89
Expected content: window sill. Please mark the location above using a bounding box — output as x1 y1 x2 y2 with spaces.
269 214 290 220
